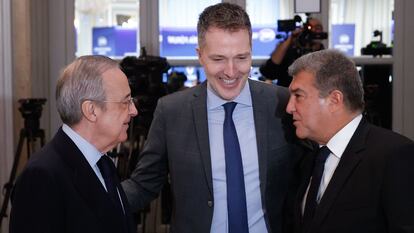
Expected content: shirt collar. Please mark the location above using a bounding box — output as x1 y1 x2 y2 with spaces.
207 79 252 110
62 124 103 167
325 114 362 159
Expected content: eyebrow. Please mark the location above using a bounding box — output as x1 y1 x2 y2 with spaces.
208 54 225 59
122 93 131 100
208 52 251 58
290 88 305 95
237 52 251 56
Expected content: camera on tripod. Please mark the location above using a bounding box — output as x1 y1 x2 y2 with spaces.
120 47 170 132
1 98 46 228
277 15 328 46
361 30 392 57
19 98 47 132
114 48 171 181
117 49 172 230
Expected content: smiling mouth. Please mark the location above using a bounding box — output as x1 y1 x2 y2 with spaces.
219 77 238 85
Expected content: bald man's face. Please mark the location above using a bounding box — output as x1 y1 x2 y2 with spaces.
308 19 323 33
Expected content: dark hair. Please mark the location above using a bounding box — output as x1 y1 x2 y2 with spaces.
288 49 364 112
197 2 252 48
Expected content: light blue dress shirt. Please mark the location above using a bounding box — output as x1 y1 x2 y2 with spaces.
62 124 106 189
62 124 126 213
208 81 268 233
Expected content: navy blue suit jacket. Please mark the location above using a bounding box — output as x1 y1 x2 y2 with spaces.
10 128 136 233
293 119 414 233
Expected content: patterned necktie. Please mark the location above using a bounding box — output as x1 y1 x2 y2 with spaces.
223 102 249 233
302 146 331 231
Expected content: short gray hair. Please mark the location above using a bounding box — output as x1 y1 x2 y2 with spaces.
288 49 364 112
197 2 252 48
56 55 119 126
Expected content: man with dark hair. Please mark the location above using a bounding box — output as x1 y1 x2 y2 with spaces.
122 2 301 233
286 49 414 233
10 55 138 233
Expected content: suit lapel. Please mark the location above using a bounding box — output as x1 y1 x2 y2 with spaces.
191 82 213 196
293 151 315 230
52 128 129 232
191 80 287 199
249 80 269 193
116 177 137 233
311 120 369 228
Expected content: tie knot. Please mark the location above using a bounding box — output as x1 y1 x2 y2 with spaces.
316 146 330 164
223 102 237 116
97 155 116 178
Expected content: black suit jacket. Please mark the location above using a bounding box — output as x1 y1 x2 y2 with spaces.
10 128 136 233
122 79 303 233
293 119 414 233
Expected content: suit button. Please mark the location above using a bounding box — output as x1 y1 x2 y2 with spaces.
207 200 213 207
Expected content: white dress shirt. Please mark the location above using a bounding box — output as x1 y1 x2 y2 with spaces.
302 114 362 213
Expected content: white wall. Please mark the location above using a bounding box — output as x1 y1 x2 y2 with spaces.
393 0 414 139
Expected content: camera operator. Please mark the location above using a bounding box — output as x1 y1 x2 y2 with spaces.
260 18 325 87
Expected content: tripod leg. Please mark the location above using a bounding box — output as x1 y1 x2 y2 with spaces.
26 131 32 158
0 130 26 228
40 130 45 147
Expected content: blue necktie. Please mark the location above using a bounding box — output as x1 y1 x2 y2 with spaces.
223 102 248 233
302 146 331 231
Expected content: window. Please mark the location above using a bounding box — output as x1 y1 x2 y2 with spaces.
75 0 140 58
246 0 280 59
159 0 220 59
330 0 394 56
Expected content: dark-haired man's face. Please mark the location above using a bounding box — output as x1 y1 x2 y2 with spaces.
286 70 331 144
197 27 252 101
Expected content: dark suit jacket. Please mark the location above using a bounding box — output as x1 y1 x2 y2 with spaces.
293 119 414 233
10 128 136 233
122 79 303 233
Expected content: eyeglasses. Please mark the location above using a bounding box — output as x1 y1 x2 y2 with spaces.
94 97 138 111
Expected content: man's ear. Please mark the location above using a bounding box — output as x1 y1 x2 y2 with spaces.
328 90 344 112
81 100 97 122
196 47 203 65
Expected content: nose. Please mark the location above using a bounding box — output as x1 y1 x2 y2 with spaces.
129 101 138 117
223 60 236 78
312 25 323 33
286 96 295 114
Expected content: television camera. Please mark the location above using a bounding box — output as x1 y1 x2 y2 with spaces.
1 98 46 228
118 49 173 230
277 15 328 47
120 48 170 133
114 48 170 180
361 30 392 57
